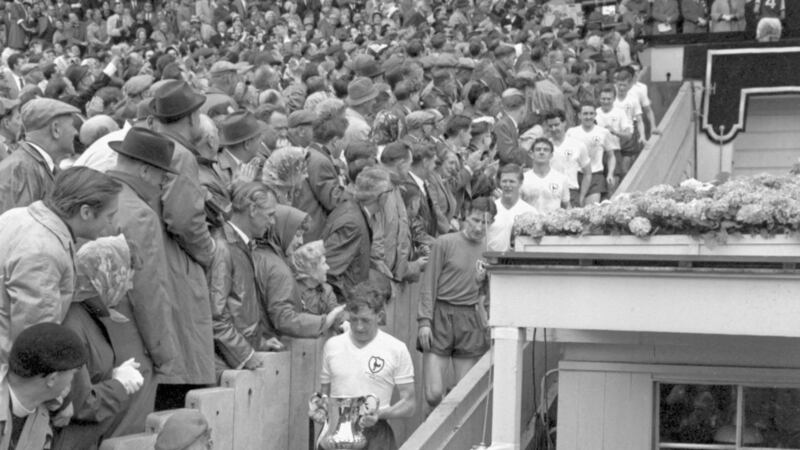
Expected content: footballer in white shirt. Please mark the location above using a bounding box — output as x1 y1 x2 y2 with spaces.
566 103 618 204
521 137 571 212
545 110 592 207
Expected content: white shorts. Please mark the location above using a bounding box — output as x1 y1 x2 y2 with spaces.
757 17 782 41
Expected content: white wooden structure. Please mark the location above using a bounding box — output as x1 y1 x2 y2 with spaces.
486 238 800 450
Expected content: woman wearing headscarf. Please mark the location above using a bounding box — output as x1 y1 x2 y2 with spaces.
291 240 339 316
253 205 345 339
55 236 145 450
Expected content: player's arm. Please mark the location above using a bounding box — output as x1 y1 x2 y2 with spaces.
378 382 416 420
635 113 646 145
644 104 659 136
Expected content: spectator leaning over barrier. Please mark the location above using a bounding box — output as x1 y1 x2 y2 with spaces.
208 181 283 381
0 167 122 362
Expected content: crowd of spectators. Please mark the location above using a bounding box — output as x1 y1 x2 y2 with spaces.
0 0 754 448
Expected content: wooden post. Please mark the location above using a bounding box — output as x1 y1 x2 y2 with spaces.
488 327 525 450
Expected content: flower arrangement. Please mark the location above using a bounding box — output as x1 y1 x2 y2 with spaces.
513 174 800 244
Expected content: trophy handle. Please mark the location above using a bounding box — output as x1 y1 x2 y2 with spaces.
360 394 380 417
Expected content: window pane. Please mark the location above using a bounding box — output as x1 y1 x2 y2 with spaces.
743 387 800 448
659 384 737 445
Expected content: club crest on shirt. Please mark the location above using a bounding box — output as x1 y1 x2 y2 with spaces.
368 356 385 374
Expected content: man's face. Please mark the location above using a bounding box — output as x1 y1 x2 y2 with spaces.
251 193 277 236
114 2 122 14
615 75 631 95
546 117 565 140
580 106 596 128
349 305 381 345
599 91 614 110
530 141 553 164
458 128 471 147
270 113 288 139
79 195 120 240
290 124 312 147
48 368 78 400
463 209 491 242
5 107 22 139
499 172 522 199
442 151 459 177
55 115 78 156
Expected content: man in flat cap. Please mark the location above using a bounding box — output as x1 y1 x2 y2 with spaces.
202 60 240 114
114 73 154 122
148 80 217 409
475 44 516 95
0 98 80 214
287 109 317 147
403 110 437 145
0 97 21 161
0 323 88 450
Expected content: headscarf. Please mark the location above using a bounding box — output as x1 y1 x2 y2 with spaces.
261 146 309 204
291 240 326 283
267 204 309 258
73 234 134 323
370 109 405 146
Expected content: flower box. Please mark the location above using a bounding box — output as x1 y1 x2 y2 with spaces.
514 234 800 257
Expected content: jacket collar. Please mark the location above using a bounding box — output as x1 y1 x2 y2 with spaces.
107 170 160 207
27 201 73 251
18 143 55 180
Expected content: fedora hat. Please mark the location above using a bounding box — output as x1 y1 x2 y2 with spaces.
148 80 206 121
219 110 269 146
109 127 177 174
346 77 378 106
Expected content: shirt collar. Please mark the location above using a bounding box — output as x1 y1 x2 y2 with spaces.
227 220 250 246
26 141 55 173
408 171 426 193
224 149 242 167
8 385 35 418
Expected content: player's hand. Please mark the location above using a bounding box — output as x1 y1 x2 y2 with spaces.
418 326 433 352
359 411 379 428
606 175 616 188
308 393 328 424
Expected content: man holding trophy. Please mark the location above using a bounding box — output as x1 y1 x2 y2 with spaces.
310 281 416 450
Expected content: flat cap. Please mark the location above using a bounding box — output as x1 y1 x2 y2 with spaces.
123 74 155 96
405 110 436 129
155 409 210 450
21 98 80 131
288 109 317 128
0 97 20 117
209 60 238 75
